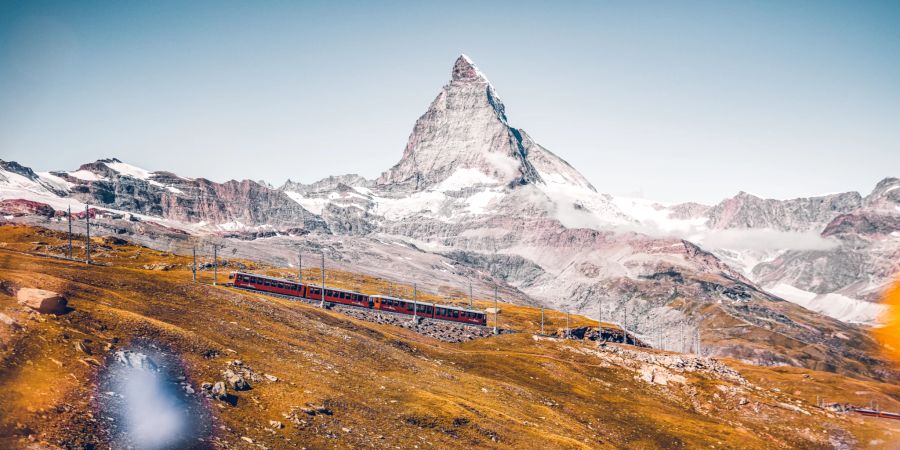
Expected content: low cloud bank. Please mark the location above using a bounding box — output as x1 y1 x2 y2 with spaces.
694 229 840 251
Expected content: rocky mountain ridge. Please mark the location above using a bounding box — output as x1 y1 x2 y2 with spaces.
1 56 897 379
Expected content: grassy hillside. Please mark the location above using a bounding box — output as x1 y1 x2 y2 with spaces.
1 224 899 449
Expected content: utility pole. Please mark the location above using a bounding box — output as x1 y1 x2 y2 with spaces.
298 252 302 281
412 282 417 321
319 251 325 307
540 306 544 335
469 280 473 308
565 311 570 338
493 285 498 335
598 297 603 341
67 206 72 259
212 244 218 286
622 303 627 345
85 204 91 264
192 246 197 282
697 327 702 356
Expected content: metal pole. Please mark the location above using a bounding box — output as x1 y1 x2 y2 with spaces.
598 297 603 341
320 251 325 307
192 246 197 282
566 311 570 338
697 328 701 356
85 204 91 264
298 252 302 281
622 303 627 344
493 285 498 335
213 244 218 286
540 306 544 335
67 206 72 259
413 283 417 321
469 280 473 308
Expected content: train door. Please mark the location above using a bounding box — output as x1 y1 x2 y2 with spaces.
372 296 381 310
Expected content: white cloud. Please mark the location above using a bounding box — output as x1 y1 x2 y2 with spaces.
693 228 840 251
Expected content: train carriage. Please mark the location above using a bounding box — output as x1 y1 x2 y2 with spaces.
233 272 305 297
307 285 370 308
230 272 487 327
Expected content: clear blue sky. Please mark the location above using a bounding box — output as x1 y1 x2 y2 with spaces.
1 0 898 203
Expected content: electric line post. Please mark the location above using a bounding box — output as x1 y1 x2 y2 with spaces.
598 296 603 341
540 306 544 335
319 251 325 308
85 204 91 264
493 285 498 335
192 246 197 283
212 244 219 286
67 205 72 259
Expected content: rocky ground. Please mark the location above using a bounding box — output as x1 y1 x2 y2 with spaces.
332 305 500 343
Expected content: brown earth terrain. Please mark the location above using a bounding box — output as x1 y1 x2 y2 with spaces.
1 223 899 449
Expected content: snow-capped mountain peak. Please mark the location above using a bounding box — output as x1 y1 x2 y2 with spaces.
376 55 595 196
451 54 490 84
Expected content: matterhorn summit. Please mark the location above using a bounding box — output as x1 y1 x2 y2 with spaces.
377 55 595 193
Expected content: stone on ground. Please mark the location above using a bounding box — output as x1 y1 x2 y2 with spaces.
16 288 67 314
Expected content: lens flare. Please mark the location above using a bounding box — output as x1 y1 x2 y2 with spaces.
876 280 900 361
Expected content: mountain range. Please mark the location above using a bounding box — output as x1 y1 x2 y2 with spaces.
1 55 897 379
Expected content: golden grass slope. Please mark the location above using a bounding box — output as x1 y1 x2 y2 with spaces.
1 224 899 449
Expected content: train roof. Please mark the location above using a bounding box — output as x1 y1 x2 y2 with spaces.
236 272 485 316
234 272 300 284
371 294 484 315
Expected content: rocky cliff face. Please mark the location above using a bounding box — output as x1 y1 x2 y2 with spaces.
704 191 863 231
4 158 327 232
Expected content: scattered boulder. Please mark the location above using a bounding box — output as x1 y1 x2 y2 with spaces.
269 420 284 429
264 374 279 382
16 288 67 314
223 369 250 391
207 381 228 400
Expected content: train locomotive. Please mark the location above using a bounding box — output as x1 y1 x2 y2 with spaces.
230 272 487 326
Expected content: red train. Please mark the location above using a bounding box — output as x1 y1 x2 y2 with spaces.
230 272 487 326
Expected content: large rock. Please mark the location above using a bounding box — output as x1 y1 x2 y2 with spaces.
17 288 67 314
